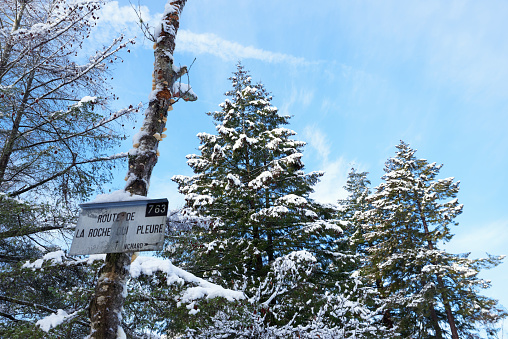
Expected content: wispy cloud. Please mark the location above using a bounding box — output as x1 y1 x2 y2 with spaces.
304 125 330 161
445 219 508 257
279 85 315 116
99 2 151 28
89 2 151 45
176 30 307 65
303 126 350 204
91 2 309 66
340 1 508 99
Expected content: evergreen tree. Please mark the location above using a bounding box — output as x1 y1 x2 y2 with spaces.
172 64 390 337
357 141 506 338
338 168 372 253
172 63 329 282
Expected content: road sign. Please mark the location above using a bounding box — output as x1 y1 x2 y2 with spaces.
69 198 168 255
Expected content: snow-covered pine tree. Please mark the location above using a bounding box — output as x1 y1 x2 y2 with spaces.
358 141 506 338
172 63 328 283
338 168 372 253
335 168 404 336
172 64 391 337
335 169 373 285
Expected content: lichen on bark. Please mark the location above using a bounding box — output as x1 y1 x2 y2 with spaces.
89 1 195 338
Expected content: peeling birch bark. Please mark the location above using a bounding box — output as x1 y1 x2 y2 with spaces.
89 1 195 338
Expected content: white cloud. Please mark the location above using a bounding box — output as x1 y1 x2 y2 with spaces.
175 30 307 65
89 1 152 45
445 219 508 257
280 86 315 116
303 126 349 204
303 125 330 161
312 157 349 204
341 1 508 99
90 2 309 66
99 1 152 27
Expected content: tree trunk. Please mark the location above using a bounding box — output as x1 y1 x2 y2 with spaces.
124 0 196 197
0 71 35 184
427 282 444 339
89 252 131 339
0 0 27 83
243 122 262 273
376 278 394 329
89 1 194 338
264 161 274 264
415 193 459 339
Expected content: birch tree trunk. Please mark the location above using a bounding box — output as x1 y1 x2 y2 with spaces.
89 1 196 338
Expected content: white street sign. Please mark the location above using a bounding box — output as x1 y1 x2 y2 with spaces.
69 199 168 255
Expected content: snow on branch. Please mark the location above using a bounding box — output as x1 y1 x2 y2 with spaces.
0 294 88 331
130 256 246 312
22 250 105 269
36 309 79 333
23 251 245 314
248 170 273 189
298 220 344 234
276 194 308 206
172 81 198 102
250 206 289 221
272 250 317 279
278 152 304 167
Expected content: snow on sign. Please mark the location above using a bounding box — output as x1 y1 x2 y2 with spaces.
69 199 168 255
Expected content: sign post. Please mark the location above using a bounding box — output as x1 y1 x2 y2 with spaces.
69 198 168 255
87 2 192 337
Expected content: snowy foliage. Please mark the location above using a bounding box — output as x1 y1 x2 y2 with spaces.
0 0 137 202
1 4 505 333
36 309 77 333
169 64 390 337
355 141 506 338
19 247 245 337
182 250 392 338
0 1 138 337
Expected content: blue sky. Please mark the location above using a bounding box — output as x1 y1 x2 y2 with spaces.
90 0 508 328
